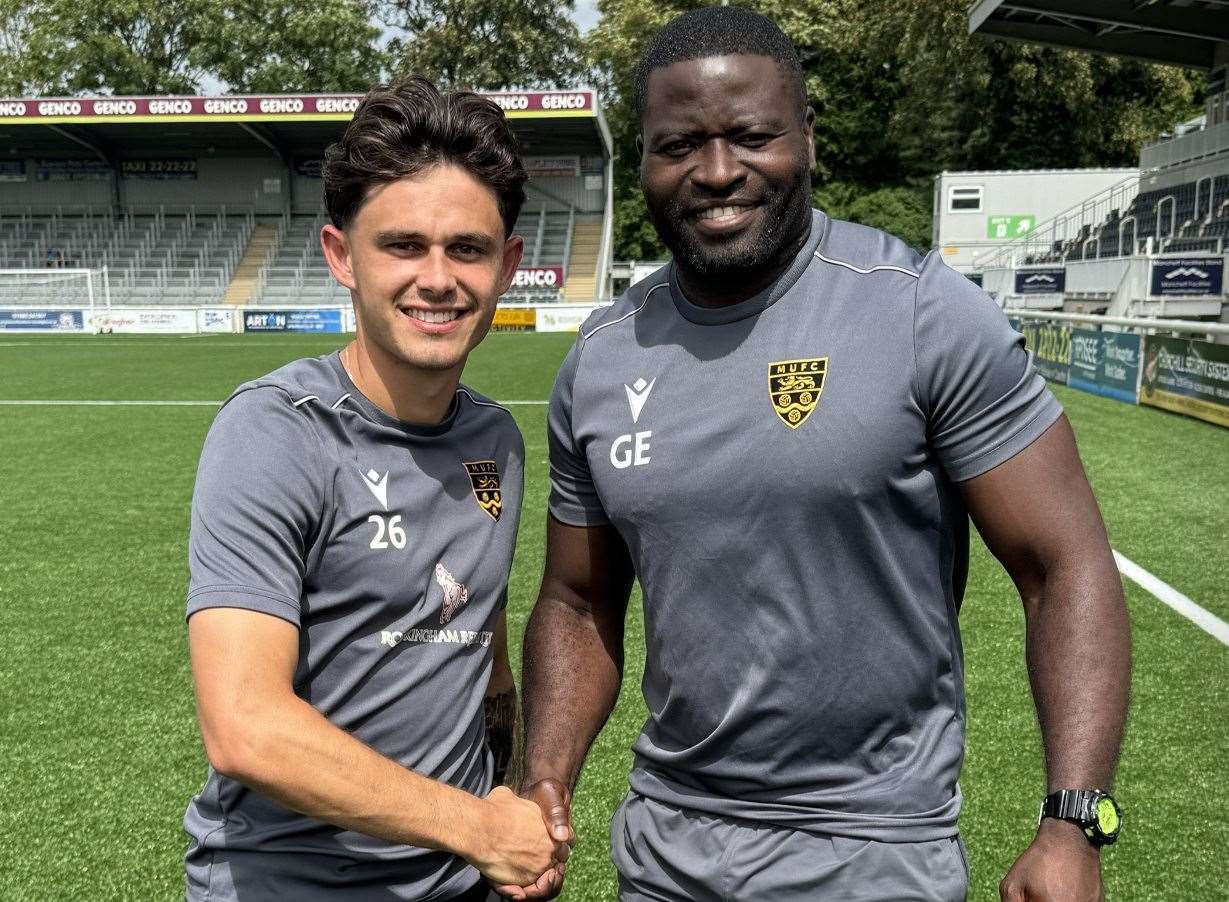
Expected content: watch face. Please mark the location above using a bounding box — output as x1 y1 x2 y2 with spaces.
1095 796 1121 837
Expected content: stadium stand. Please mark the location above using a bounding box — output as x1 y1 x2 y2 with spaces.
0 90 613 309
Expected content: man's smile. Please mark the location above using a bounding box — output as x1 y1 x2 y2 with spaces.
689 202 759 235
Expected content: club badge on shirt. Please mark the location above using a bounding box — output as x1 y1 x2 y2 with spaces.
768 357 828 428
463 460 502 521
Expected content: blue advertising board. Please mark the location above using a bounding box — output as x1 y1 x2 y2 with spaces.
243 309 342 333
1149 257 1224 297
1014 267 1065 295
1068 329 1141 404
0 309 84 331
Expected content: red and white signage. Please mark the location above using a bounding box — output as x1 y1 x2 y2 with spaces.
513 267 565 290
0 91 593 122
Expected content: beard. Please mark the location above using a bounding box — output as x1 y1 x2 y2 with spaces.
645 162 814 280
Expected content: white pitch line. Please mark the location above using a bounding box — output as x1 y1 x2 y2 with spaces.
1114 550 1229 647
0 398 548 407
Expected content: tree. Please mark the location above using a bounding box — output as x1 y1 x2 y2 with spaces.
0 0 385 96
381 0 583 90
195 0 384 93
590 0 1204 258
18 0 211 95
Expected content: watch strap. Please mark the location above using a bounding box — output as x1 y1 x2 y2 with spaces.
1041 789 1099 824
1039 789 1119 846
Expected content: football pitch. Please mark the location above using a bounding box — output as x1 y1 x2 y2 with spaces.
1 331 1226 900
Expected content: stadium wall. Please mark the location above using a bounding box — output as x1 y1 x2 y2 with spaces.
2 156 607 219
1 156 288 213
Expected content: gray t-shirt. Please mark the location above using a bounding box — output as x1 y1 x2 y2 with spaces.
184 352 524 900
548 210 1062 842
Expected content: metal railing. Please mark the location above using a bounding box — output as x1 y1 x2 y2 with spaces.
1005 309 1229 337
981 174 1140 270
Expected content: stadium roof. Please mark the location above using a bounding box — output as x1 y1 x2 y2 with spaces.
967 1 1229 70
0 90 610 161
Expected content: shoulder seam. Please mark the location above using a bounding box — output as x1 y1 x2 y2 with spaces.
581 281 669 342
813 249 920 279
457 387 514 418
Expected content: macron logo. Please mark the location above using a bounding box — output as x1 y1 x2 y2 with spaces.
360 468 389 510
1165 266 1209 279
624 377 656 424
1024 274 1055 284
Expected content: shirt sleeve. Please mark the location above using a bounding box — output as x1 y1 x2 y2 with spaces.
186 386 325 626
914 252 1063 482
547 339 610 526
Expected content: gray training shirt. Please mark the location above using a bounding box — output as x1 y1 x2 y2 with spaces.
548 209 1062 842
184 353 524 901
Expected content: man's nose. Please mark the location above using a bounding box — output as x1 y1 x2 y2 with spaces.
691 139 745 193
417 248 457 298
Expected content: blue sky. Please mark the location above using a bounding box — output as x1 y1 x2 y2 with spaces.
574 0 600 32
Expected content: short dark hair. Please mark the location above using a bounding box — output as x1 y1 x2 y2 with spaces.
323 76 526 235
633 6 806 121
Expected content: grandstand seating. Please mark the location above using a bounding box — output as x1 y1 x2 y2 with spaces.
0 202 602 306
1016 173 1229 266
250 206 584 305
0 207 252 305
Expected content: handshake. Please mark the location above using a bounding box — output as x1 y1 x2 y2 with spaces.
468 779 575 900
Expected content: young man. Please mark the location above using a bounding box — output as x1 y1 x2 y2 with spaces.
184 77 566 901
521 8 1129 901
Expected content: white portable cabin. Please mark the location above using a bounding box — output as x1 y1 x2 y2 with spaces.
933 168 1138 273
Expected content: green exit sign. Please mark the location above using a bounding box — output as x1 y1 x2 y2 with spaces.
987 215 1035 239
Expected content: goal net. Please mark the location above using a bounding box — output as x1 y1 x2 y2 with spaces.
0 268 109 308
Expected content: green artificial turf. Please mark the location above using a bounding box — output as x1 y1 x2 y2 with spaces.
0 334 1225 900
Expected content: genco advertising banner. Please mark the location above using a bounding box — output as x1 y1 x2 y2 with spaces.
1019 320 1071 384
1068 329 1141 404
512 267 565 291
1149 257 1224 297
0 309 84 331
1141 336 1229 429
243 309 343 333
1013 268 1065 295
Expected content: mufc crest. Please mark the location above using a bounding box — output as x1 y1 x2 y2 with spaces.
768 357 827 428
464 460 502 521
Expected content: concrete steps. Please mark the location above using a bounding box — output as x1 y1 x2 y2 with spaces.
223 223 279 306
563 220 602 301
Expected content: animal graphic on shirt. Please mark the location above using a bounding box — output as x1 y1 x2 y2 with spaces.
434 563 470 624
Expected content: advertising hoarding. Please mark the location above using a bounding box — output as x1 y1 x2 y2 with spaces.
0 309 84 331
513 267 565 291
94 308 197 333
1014 268 1066 295
492 308 536 330
535 305 596 333
197 308 237 333
243 309 343 333
1019 320 1071 384
1148 257 1224 297
1140 336 1229 428
1068 329 1141 404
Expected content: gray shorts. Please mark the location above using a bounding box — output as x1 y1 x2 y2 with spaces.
611 792 969 902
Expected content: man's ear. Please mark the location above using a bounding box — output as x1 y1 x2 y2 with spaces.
496 234 525 296
321 224 356 290
635 132 645 160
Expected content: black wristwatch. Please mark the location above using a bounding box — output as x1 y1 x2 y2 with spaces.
1039 789 1122 847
